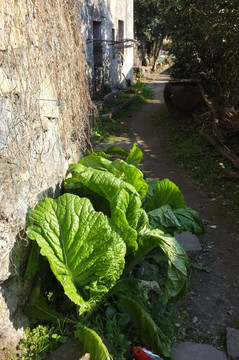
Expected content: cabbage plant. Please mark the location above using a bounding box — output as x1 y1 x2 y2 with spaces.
25 143 204 359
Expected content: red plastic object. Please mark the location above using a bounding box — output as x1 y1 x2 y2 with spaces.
132 346 162 360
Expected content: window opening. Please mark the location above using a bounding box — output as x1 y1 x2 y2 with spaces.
118 20 124 57
93 21 103 68
112 28 116 59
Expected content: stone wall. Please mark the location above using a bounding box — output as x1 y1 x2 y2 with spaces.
0 0 91 351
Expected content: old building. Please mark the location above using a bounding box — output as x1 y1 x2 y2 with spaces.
80 0 134 94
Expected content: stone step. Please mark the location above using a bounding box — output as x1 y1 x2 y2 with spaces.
46 339 89 360
227 327 239 360
175 231 202 252
171 342 227 360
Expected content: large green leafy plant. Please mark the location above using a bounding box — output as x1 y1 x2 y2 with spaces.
25 143 204 359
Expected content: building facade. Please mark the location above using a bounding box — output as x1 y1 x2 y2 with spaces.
80 0 134 93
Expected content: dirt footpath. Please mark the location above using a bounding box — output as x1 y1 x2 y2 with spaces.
99 73 239 348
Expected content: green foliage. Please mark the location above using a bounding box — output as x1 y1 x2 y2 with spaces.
134 0 170 51
168 0 239 103
118 294 173 359
75 323 112 360
25 143 204 359
173 208 204 235
143 178 186 212
135 0 239 103
27 194 126 314
148 206 204 236
136 229 189 304
142 178 204 236
104 145 129 157
24 279 65 323
19 324 70 360
126 142 143 166
156 105 239 220
93 82 152 143
65 164 142 253
24 241 43 277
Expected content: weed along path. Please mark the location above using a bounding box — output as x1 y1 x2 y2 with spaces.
99 73 239 359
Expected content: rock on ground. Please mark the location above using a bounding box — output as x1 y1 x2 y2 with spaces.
46 339 89 360
227 327 239 360
175 231 202 252
171 342 227 360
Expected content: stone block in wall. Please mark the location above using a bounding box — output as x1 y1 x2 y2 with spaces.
39 69 60 118
0 3 6 51
0 223 31 350
0 1 28 50
0 68 21 94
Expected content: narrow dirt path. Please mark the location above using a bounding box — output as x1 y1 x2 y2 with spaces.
99 73 239 348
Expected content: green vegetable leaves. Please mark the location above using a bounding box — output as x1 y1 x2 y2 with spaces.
174 207 204 235
143 178 186 212
118 294 173 359
25 143 204 360
128 228 189 304
148 206 204 235
126 143 143 166
75 323 112 360
27 194 126 314
143 179 204 236
65 163 143 252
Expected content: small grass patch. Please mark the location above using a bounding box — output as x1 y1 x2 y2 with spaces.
155 105 239 220
18 323 72 360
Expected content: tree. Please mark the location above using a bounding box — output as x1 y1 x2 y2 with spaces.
135 0 239 104
168 0 239 105
134 0 170 70
134 0 239 176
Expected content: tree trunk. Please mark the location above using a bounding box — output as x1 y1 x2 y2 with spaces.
152 34 164 72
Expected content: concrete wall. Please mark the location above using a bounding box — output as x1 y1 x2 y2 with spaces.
81 0 134 92
0 1 91 353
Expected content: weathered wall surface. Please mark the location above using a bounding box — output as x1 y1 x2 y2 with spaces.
0 0 91 351
81 0 134 92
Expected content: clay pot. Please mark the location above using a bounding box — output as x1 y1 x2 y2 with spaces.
164 79 203 119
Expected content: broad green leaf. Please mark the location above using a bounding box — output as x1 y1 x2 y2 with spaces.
110 188 139 251
112 158 148 198
79 155 119 176
27 194 126 314
147 204 204 236
136 208 150 233
156 179 186 210
126 228 189 303
65 165 142 252
118 294 173 359
148 204 181 232
90 149 110 159
75 323 112 360
174 207 204 235
124 226 173 274
143 229 189 304
75 155 148 199
24 280 64 323
104 145 128 158
142 179 158 203
143 178 186 212
126 143 143 166
109 278 144 298
66 162 88 177
24 241 43 277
